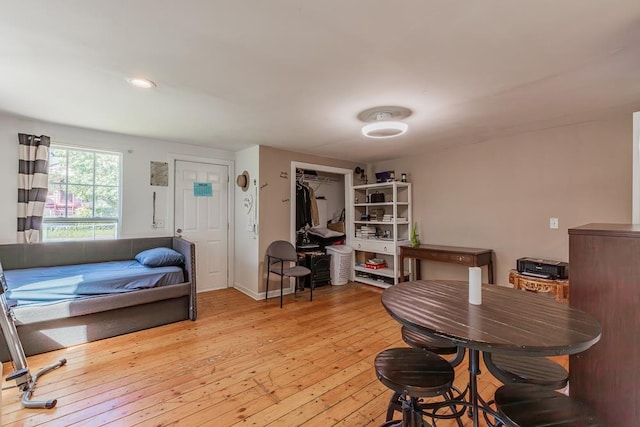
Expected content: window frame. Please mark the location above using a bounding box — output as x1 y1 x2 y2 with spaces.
43 144 123 241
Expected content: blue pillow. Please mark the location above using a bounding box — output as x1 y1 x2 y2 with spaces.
135 247 184 267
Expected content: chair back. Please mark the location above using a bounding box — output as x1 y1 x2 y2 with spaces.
266 240 297 262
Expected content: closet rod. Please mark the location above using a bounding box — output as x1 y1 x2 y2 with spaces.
296 172 339 184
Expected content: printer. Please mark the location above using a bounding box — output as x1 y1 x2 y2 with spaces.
516 257 569 280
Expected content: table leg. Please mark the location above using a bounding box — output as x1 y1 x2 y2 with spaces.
469 349 481 427
488 259 494 284
415 259 421 280
400 256 405 283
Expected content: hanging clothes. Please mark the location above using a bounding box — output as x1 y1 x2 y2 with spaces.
309 186 319 227
296 181 312 230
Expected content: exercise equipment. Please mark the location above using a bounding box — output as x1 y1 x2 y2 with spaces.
0 263 65 409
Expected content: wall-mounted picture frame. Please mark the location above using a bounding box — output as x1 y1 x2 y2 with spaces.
150 161 169 186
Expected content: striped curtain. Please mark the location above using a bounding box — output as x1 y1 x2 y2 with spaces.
17 133 50 243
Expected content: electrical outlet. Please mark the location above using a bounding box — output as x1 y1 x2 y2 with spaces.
156 219 165 228
549 218 559 229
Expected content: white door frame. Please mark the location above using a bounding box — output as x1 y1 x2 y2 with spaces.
632 112 640 223
169 153 235 288
289 162 353 292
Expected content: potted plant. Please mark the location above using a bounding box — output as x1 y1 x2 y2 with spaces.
410 222 421 248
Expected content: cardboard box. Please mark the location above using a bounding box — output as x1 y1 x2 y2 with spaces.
355 251 376 265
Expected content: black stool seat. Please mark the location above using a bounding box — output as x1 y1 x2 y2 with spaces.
376 348 464 427
495 384 605 427
401 326 466 368
375 348 454 397
401 326 458 355
484 353 568 389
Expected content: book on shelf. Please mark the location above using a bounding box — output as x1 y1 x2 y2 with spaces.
365 258 388 269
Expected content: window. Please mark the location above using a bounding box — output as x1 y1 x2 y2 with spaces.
43 146 121 241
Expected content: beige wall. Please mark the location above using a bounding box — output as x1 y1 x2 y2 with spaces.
258 146 359 292
374 113 632 285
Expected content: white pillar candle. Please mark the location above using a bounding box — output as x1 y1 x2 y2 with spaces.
469 267 482 305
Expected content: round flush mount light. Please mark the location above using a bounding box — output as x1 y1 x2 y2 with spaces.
362 116 408 138
358 106 412 138
127 77 156 89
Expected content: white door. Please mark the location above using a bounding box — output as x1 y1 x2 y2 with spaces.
175 160 229 292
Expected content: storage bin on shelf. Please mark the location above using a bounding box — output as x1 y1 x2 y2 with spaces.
325 245 353 286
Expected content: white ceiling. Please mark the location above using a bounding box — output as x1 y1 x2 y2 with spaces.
1 1 639 162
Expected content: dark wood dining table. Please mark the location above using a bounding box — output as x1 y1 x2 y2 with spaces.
381 279 602 427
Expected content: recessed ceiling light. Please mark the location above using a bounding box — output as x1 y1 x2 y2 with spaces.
127 77 156 89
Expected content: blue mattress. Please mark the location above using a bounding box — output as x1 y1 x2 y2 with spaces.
5 260 184 307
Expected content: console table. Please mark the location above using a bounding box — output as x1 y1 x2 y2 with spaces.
399 244 494 284
508 270 569 303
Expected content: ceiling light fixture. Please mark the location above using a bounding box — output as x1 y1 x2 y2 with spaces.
127 77 156 89
362 113 408 138
358 106 412 139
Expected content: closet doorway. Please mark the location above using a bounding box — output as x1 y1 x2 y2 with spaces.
289 162 353 248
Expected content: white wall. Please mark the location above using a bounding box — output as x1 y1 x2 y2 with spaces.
0 113 234 243
233 145 260 297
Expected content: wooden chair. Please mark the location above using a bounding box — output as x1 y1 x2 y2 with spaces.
494 384 605 426
265 240 311 308
375 348 464 427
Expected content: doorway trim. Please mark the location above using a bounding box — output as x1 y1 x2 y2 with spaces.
168 153 235 289
290 161 353 290
633 112 640 223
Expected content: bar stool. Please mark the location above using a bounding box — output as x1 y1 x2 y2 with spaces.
401 326 466 367
481 352 568 425
400 327 569 424
402 326 568 389
375 348 464 427
483 353 568 390
494 384 605 426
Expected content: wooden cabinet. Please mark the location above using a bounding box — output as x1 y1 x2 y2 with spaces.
568 223 640 426
508 270 569 303
350 182 412 288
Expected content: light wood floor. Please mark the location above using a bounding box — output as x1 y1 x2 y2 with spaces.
2 283 567 426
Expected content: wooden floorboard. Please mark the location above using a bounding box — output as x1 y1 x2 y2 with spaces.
1 283 568 426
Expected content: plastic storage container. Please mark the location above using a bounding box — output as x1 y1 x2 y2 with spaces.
325 245 353 286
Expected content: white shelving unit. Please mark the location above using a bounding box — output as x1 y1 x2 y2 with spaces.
350 181 412 288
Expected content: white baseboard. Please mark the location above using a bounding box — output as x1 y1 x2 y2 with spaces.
233 281 294 301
